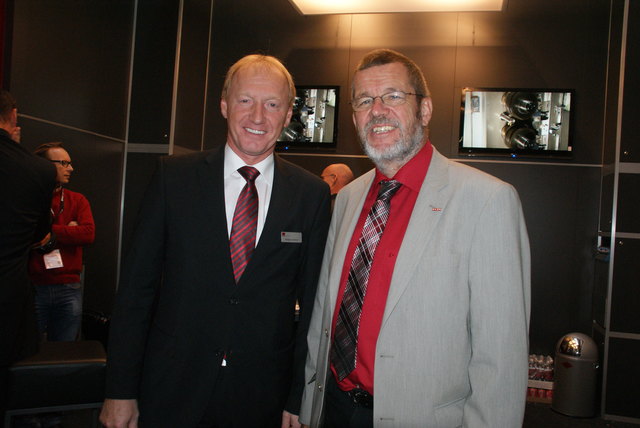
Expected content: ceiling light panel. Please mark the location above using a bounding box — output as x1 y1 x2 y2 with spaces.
288 0 504 15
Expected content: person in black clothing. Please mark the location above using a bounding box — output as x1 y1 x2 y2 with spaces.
0 89 56 425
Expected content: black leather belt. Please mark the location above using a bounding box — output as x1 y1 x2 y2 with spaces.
346 388 373 408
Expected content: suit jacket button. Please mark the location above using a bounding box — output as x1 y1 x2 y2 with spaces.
229 298 239 305
318 384 323 390
324 329 329 337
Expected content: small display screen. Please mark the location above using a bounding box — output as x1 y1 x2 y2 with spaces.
277 86 339 151
459 88 574 158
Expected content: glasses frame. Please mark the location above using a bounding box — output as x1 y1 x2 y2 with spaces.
50 160 73 168
351 91 424 112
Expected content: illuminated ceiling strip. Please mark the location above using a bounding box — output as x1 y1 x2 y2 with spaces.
288 0 505 15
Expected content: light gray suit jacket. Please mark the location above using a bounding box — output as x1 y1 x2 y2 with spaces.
300 147 531 428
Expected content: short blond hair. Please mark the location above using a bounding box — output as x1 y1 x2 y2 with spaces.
221 54 295 105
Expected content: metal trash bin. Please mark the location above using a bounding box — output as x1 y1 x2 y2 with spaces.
552 333 599 417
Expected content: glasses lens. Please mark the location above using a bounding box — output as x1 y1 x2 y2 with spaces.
382 92 407 106
52 160 72 167
352 92 414 111
352 98 371 111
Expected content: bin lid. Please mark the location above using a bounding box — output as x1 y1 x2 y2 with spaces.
556 333 598 359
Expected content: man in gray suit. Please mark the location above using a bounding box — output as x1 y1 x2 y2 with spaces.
300 49 531 427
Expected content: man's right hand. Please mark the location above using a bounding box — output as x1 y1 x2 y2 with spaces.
100 398 140 428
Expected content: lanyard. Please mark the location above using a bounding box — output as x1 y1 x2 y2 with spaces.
51 187 64 219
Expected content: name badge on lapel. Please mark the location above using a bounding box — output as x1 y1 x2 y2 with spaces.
281 231 302 243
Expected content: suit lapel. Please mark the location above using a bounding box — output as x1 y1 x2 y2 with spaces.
240 155 293 281
260 155 293 247
196 147 232 275
381 149 451 326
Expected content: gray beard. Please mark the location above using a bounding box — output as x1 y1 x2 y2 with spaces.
359 117 425 172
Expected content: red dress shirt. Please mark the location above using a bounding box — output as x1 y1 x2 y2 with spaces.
331 142 433 395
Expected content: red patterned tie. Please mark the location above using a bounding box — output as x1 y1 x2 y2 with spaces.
331 179 402 380
229 166 260 283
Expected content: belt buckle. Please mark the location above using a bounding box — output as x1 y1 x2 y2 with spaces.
349 389 373 408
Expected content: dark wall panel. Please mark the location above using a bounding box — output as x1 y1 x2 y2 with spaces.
604 0 625 166
620 0 640 162
599 173 615 233
10 1 133 139
610 238 640 333
128 0 179 146
173 0 213 152
592 236 611 329
616 173 640 233
605 337 640 418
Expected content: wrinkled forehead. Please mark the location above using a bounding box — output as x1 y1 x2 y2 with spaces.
351 62 412 98
228 62 293 99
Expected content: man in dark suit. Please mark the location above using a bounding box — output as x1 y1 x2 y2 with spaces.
0 89 56 421
100 55 331 428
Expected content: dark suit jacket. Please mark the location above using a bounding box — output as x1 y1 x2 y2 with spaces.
0 130 56 366
106 146 331 427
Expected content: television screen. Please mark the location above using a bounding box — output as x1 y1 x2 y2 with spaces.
459 88 574 158
277 86 339 151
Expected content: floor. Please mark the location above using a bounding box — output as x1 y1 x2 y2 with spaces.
523 402 637 427
11 402 639 427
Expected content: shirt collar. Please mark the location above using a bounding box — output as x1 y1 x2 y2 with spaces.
224 144 274 183
373 141 433 193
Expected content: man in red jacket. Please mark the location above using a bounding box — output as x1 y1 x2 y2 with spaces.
29 142 95 342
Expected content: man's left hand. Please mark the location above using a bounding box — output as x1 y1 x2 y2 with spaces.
281 410 301 428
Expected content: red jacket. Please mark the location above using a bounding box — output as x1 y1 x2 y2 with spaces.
29 188 95 285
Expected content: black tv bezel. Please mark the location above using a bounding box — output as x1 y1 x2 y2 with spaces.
276 85 339 152
458 87 575 160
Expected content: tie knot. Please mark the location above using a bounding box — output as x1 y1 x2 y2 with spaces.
377 180 401 201
238 166 260 183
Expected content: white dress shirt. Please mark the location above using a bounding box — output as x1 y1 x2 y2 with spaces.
223 144 274 245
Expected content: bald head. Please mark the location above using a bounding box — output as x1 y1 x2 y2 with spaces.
321 163 354 195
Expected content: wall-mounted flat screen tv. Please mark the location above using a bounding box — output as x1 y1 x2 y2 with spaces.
459 88 574 158
277 85 339 151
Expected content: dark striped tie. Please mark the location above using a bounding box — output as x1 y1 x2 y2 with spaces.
331 179 402 380
229 166 260 283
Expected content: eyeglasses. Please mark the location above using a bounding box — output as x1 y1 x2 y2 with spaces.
50 160 73 168
351 91 423 112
